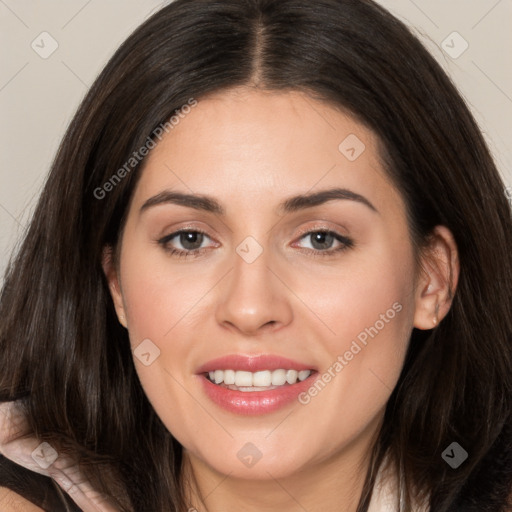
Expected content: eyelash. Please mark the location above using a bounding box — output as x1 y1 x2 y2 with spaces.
157 228 354 259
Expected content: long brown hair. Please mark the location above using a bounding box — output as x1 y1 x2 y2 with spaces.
1 1 511 510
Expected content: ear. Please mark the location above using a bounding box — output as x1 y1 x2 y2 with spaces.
102 245 128 328
413 225 459 330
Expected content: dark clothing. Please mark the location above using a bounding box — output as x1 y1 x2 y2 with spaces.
0 454 81 511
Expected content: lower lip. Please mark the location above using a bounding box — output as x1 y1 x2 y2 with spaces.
198 373 316 415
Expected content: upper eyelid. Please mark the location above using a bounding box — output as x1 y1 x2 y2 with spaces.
294 223 348 238
159 227 213 243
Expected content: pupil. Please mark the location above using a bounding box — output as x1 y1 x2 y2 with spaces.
181 232 203 250
311 232 333 250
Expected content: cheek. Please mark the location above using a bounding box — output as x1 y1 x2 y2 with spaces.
293 238 414 354
119 238 213 344
116 241 215 409
293 243 415 436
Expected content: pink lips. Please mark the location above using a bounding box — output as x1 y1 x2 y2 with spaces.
196 354 317 415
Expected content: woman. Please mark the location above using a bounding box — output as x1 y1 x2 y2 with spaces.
0 0 511 510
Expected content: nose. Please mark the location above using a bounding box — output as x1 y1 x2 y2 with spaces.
215 246 294 336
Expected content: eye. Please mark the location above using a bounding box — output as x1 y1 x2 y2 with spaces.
158 229 216 258
294 229 353 255
157 227 353 259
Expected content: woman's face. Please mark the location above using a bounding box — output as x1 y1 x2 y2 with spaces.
106 88 433 480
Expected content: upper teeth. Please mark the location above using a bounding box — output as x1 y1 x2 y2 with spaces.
208 369 311 387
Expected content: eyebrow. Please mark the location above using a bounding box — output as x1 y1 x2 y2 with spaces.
139 187 378 216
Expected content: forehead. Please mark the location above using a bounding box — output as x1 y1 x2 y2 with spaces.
130 88 403 216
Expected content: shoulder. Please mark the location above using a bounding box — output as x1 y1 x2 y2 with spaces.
0 487 45 511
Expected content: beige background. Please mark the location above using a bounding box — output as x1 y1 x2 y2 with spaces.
1 0 511 284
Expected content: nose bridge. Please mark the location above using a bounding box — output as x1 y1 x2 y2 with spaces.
215 234 293 334
232 237 271 297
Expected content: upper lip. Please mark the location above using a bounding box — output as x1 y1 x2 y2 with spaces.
196 354 316 374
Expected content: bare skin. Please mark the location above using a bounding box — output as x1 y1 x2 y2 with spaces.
0 488 45 512
104 87 459 511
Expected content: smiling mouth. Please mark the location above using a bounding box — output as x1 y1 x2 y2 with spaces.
205 368 314 392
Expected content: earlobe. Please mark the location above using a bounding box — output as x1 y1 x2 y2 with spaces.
431 303 440 326
413 226 459 330
101 245 128 328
